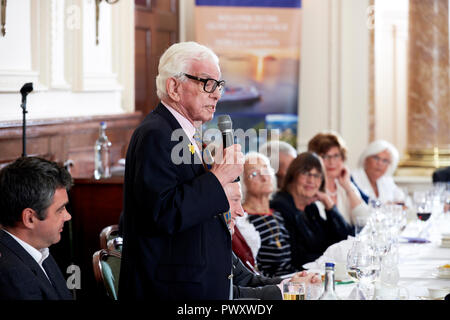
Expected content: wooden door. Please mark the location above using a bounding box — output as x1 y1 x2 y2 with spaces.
135 0 179 116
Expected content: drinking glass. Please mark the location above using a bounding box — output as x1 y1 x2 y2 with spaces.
347 237 381 300
354 215 369 238
283 281 306 300
413 191 432 222
392 186 408 207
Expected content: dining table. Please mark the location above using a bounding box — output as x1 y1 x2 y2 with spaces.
304 212 450 300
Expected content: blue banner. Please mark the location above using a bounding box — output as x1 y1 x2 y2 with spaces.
195 0 301 8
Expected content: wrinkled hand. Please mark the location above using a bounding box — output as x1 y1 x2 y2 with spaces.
313 191 335 210
210 144 244 186
337 166 352 191
291 271 322 284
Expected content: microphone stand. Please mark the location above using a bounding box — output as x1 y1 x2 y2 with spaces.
20 98 28 157
20 82 33 157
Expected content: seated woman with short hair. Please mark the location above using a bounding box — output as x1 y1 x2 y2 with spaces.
238 152 298 277
270 152 353 268
308 131 369 226
352 139 405 205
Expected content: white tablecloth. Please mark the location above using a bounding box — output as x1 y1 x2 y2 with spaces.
307 214 450 300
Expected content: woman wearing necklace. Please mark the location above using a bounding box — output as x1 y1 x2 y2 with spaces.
239 152 297 277
307 131 369 227
270 152 354 268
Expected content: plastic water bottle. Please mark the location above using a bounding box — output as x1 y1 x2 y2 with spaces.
319 262 339 300
94 121 112 180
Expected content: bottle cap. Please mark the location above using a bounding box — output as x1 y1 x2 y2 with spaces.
325 262 335 268
100 121 106 128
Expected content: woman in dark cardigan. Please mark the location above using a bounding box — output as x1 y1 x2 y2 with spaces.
270 152 353 270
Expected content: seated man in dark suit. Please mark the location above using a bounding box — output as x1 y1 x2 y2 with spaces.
0 156 73 300
224 182 321 300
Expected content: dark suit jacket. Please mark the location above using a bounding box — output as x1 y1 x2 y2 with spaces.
0 230 72 300
232 253 282 300
119 103 231 300
270 191 353 269
432 166 450 183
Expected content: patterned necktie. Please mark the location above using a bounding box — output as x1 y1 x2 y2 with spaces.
193 128 203 154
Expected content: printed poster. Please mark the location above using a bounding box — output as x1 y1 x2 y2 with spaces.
195 0 302 149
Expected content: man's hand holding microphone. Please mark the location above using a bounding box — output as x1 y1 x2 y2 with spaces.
210 115 244 187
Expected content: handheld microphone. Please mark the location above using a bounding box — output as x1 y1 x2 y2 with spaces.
217 114 240 182
217 115 234 148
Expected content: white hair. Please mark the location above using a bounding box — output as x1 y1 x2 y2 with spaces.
358 139 400 176
239 152 277 203
259 140 297 165
156 41 220 100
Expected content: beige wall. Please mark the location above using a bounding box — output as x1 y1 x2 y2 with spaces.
0 0 134 121
180 0 371 170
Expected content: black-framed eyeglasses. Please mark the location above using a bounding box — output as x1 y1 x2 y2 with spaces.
183 73 226 94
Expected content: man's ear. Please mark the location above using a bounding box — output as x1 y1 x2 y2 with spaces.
21 208 37 229
166 77 182 102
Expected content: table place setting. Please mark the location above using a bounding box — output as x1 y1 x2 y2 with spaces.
300 191 450 300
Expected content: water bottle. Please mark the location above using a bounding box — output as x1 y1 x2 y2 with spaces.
94 121 112 180
319 262 339 300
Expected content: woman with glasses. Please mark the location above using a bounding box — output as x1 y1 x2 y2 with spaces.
351 139 405 205
237 152 298 277
270 152 353 268
307 131 369 226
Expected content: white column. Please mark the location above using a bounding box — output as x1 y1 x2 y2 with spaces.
298 0 370 169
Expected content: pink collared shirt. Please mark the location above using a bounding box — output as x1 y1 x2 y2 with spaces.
161 101 202 160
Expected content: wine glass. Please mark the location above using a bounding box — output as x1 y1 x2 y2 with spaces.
413 191 432 222
346 240 364 299
346 239 380 300
413 191 433 238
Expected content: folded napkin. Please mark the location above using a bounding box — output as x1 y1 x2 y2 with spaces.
303 236 355 271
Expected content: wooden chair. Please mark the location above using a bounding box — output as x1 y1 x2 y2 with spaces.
92 249 122 300
99 224 120 250
107 236 123 253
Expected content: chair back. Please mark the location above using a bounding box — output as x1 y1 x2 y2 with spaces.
92 249 121 300
107 236 123 253
99 224 120 249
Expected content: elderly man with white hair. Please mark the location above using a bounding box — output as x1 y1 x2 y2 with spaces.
351 139 405 205
259 140 297 189
120 41 244 300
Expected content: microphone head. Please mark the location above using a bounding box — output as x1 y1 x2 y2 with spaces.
217 114 232 132
20 82 33 96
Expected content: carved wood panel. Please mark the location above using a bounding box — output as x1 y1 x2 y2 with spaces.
135 0 179 116
0 112 142 177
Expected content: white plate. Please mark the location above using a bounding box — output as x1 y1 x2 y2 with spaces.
417 296 444 300
432 272 450 279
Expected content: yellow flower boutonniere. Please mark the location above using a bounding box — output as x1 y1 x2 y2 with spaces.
188 143 195 155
